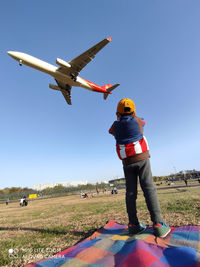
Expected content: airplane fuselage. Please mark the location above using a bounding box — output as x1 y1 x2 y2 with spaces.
7 51 106 93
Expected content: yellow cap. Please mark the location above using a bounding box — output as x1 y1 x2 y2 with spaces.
117 98 136 114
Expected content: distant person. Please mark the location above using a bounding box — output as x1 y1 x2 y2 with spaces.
20 196 28 206
114 187 118 194
20 197 24 206
111 188 118 194
23 196 28 206
109 98 171 238
6 199 9 206
184 179 188 187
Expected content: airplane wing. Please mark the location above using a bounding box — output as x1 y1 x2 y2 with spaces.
55 79 72 105
57 37 112 77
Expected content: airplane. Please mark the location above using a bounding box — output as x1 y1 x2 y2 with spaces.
7 37 119 105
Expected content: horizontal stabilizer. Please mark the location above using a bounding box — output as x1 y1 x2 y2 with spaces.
104 84 120 100
49 84 61 91
61 88 72 105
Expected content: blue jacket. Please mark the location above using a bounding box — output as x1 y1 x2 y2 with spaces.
109 115 145 144
109 115 149 163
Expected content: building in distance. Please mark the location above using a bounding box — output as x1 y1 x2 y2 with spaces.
34 181 88 191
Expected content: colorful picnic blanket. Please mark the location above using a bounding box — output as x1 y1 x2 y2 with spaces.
26 221 200 267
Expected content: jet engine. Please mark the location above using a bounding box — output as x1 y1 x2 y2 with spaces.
49 84 61 91
56 58 71 68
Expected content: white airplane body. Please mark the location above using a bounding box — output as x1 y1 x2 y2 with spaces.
7 37 119 105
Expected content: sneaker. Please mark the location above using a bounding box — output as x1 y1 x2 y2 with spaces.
153 222 171 238
128 222 146 235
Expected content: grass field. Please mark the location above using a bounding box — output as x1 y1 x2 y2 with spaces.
0 185 199 267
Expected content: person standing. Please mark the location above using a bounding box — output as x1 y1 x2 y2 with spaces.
109 98 171 238
184 179 188 186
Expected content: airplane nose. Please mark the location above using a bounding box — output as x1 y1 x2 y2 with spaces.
7 51 16 58
7 51 14 55
7 51 21 61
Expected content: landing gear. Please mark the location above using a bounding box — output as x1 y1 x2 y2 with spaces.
70 73 76 81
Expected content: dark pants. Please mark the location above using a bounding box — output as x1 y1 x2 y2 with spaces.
123 158 162 225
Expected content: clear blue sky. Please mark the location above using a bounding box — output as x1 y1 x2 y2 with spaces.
0 1 200 189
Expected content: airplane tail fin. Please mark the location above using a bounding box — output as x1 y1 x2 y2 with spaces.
103 83 120 100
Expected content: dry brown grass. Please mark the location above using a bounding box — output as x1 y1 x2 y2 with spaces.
0 186 199 266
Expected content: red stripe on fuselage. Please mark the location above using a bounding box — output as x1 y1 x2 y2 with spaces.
82 78 111 94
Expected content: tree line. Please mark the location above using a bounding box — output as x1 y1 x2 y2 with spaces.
0 182 109 202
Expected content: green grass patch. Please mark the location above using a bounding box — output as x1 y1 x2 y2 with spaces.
167 199 197 211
